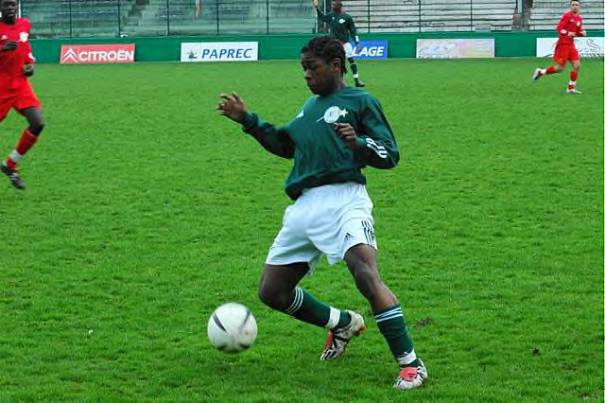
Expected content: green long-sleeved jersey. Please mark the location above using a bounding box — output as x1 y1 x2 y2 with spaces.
316 8 358 43
241 87 399 200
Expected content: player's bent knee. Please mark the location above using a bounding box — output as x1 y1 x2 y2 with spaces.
257 285 272 307
30 122 45 136
258 285 289 311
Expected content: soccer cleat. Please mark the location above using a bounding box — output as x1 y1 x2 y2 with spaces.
393 359 428 391
355 79 366 88
532 68 544 81
566 88 582 95
320 310 366 360
1 163 26 190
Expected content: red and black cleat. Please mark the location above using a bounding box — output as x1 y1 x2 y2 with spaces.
1 164 26 190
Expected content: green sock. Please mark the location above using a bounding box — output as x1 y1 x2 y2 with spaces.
374 304 419 367
285 287 351 329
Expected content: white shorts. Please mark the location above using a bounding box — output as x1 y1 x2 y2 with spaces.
266 182 377 272
342 42 355 59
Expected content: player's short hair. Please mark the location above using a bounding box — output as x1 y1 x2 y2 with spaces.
301 36 347 74
570 0 580 3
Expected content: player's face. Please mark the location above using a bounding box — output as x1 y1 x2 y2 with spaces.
0 0 17 21
331 0 342 12
301 53 341 96
570 1 580 13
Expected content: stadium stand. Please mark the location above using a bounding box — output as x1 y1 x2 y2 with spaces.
19 0 603 38
529 0 604 30
164 0 316 35
21 0 135 37
345 0 518 33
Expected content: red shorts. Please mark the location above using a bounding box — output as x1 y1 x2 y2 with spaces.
553 44 580 66
0 82 41 122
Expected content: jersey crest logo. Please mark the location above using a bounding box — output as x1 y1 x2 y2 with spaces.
318 106 348 123
19 32 29 42
339 18 345 24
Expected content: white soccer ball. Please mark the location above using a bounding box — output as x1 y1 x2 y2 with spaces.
207 302 257 353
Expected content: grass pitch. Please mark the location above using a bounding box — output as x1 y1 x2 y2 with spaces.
0 58 603 401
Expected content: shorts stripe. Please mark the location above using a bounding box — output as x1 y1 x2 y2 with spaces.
362 220 375 246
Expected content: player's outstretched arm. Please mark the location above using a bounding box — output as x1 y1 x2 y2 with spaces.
218 92 248 124
313 0 330 21
217 92 295 159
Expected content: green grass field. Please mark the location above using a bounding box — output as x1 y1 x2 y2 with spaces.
0 58 603 401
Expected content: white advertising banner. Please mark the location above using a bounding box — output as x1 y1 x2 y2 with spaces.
536 37 605 58
416 39 495 59
181 42 259 62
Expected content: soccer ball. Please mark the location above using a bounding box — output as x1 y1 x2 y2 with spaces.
207 302 257 353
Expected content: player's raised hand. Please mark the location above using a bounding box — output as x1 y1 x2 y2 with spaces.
581 30 587 37
218 92 247 124
23 64 34 77
334 123 358 150
1 40 17 52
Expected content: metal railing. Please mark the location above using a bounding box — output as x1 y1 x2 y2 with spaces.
527 0 605 31
21 0 601 39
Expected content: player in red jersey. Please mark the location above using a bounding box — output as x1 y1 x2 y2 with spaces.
0 0 45 189
532 0 586 94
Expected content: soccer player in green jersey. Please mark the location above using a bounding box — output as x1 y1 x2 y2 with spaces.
313 0 365 87
217 36 427 391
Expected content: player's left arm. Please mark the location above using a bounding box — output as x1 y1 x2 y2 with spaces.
556 13 570 36
348 16 361 50
313 0 331 22
23 20 35 77
335 97 399 169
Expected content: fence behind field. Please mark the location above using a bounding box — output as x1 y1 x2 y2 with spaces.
20 0 605 39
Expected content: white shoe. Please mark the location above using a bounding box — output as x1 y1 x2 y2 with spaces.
566 88 582 95
532 68 544 81
393 359 428 390
320 310 366 360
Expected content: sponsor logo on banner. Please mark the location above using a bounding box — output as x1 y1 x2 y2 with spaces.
351 40 388 60
536 37 604 58
181 42 258 62
416 39 495 59
60 44 135 64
